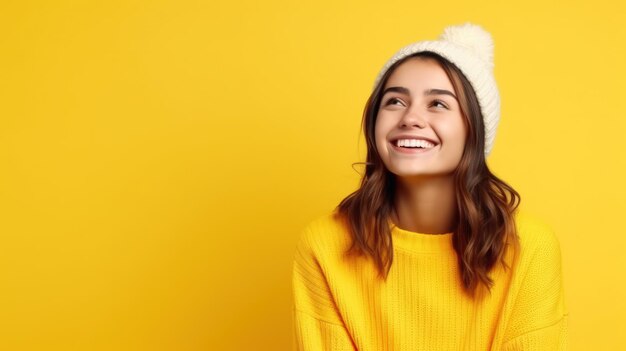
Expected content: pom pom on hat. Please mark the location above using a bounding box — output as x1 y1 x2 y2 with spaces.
440 23 494 69
372 23 501 157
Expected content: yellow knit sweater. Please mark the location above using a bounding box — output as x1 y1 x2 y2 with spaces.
291 211 568 350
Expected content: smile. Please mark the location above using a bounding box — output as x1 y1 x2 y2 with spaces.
390 140 437 154
396 139 436 149
390 143 435 155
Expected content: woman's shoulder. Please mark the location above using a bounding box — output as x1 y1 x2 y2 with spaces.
295 210 352 256
513 210 563 266
514 210 559 242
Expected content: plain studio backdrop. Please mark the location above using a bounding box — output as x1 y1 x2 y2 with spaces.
0 0 624 350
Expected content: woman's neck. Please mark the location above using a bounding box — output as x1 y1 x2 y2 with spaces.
392 174 457 234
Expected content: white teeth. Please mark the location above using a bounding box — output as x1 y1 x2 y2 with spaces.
396 139 436 148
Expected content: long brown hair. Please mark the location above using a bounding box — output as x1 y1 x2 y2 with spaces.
335 51 520 296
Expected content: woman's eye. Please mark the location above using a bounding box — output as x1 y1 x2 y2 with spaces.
431 100 449 109
386 97 404 106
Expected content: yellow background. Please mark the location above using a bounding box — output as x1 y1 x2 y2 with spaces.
1 0 624 350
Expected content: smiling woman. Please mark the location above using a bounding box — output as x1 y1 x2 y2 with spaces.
292 23 568 350
375 57 467 181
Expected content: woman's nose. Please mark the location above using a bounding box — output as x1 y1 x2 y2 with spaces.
399 109 427 128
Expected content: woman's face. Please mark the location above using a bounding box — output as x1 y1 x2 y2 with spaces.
374 57 467 180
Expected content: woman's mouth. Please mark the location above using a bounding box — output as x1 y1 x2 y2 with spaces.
390 139 438 154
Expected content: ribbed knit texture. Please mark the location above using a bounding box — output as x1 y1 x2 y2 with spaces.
292 211 568 350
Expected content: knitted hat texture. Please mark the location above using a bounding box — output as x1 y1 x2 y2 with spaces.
373 23 500 156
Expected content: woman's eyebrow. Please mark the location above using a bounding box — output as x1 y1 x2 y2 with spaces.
382 86 410 96
425 88 457 100
382 86 457 100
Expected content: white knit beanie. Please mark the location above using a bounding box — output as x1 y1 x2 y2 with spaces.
373 23 500 157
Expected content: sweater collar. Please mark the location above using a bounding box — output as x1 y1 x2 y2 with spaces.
388 219 454 253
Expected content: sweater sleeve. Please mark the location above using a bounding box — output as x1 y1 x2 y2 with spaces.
291 223 356 351
501 225 568 350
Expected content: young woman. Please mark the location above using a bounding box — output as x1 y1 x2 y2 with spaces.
292 23 567 350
